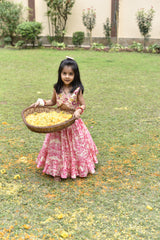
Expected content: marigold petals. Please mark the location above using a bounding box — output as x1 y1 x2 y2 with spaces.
0 169 6 174
14 174 21 180
26 111 72 127
2 122 8 125
60 230 69 238
56 213 64 219
22 224 31 230
146 205 153 210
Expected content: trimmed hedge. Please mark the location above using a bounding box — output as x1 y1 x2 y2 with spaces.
16 22 42 47
72 31 84 46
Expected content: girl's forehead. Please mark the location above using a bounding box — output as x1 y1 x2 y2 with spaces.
62 65 74 72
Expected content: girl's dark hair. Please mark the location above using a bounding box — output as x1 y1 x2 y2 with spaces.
54 58 84 94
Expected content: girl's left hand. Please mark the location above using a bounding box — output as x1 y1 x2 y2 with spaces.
73 109 81 119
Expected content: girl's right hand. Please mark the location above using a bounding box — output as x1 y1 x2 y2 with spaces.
73 109 82 119
30 98 45 108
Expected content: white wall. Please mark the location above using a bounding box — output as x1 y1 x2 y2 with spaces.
12 0 111 38
66 0 111 37
11 0 160 39
35 0 48 36
118 0 160 39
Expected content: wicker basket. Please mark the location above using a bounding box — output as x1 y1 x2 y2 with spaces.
22 106 75 133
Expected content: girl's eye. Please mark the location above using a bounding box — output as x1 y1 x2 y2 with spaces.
62 72 73 75
62 70 74 76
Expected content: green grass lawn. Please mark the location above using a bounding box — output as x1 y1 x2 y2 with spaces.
0 49 160 240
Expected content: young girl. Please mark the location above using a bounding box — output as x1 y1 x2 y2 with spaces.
33 57 98 180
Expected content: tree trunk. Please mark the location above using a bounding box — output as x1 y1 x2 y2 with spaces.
90 30 92 47
144 36 146 49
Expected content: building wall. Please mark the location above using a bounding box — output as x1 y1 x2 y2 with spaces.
65 0 111 38
11 0 160 44
12 0 111 38
34 0 48 35
118 0 160 39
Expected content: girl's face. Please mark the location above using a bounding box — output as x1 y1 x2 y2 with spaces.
61 65 75 87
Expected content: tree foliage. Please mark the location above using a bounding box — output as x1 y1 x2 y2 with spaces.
82 7 96 46
136 7 155 47
103 18 112 46
0 0 23 45
45 0 75 42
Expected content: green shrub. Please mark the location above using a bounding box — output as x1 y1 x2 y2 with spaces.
15 40 25 48
0 0 23 46
47 36 54 44
92 42 105 49
129 41 143 52
51 41 65 49
16 22 42 47
0 40 4 47
109 43 124 52
148 43 160 53
4 36 12 45
72 31 84 46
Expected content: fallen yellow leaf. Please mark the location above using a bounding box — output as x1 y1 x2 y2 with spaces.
14 174 21 180
18 156 28 163
40 217 53 225
22 224 31 230
2 122 8 125
146 205 153 210
60 230 69 238
56 213 64 219
114 107 128 110
0 169 6 174
109 147 117 152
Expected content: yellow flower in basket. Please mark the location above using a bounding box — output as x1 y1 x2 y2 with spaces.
26 111 72 127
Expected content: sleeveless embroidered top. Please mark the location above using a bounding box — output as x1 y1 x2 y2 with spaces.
56 87 80 110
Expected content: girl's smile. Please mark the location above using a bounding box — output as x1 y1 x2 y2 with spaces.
61 66 75 86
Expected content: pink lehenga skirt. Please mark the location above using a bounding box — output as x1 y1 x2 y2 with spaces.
36 118 98 179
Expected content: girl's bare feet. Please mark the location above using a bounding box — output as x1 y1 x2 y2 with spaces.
54 176 61 182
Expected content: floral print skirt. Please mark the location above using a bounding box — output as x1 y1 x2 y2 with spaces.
36 118 98 179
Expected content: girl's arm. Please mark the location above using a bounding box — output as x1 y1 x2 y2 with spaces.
45 88 57 106
31 88 57 107
73 90 86 118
